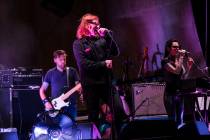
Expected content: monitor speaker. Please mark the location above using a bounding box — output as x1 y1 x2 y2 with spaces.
0 128 18 140
178 121 210 137
119 116 177 140
0 132 19 140
76 122 101 139
132 83 166 116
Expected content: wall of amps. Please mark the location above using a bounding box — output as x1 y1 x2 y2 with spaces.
0 68 44 135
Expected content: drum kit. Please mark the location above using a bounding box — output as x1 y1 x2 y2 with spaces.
30 110 81 140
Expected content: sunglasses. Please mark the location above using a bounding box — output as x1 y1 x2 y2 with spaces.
87 20 100 26
171 45 180 48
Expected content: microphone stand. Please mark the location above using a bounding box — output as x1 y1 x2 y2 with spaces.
96 28 118 50
137 58 145 81
127 98 149 121
184 55 210 124
107 69 118 140
98 28 119 139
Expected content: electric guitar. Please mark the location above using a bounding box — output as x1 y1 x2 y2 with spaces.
138 47 149 78
51 83 81 110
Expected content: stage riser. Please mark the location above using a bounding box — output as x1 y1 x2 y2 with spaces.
119 119 177 139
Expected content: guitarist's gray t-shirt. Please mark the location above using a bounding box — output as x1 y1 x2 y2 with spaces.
43 67 80 99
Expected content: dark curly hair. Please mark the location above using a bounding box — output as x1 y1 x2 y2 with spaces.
164 39 181 58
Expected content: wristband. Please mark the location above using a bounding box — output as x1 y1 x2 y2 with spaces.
42 99 49 104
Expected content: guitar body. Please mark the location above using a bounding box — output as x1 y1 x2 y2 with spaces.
51 94 69 110
51 83 81 110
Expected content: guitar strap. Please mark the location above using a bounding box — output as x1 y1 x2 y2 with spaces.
66 67 70 88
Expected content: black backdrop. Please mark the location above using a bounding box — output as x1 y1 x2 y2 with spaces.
0 0 208 76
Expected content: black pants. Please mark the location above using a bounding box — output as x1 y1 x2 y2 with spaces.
164 92 182 127
164 92 195 127
83 84 111 126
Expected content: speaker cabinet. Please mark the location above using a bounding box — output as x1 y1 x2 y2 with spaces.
0 88 11 128
12 89 44 135
132 83 166 116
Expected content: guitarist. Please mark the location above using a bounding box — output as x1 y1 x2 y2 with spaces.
39 50 81 123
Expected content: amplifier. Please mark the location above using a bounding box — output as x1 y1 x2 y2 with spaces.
0 128 17 133
0 70 13 88
13 74 42 87
0 68 43 88
12 68 42 88
132 82 166 116
0 128 18 140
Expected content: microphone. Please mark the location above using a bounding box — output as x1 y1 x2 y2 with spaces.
104 28 112 32
178 49 190 54
96 26 112 33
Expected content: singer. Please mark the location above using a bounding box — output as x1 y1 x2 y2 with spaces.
161 39 194 129
73 13 120 139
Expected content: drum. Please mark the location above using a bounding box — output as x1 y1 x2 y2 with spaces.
30 111 81 140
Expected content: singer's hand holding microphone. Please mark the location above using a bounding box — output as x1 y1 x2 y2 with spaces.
105 60 112 69
178 49 190 56
178 49 194 66
95 26 111 37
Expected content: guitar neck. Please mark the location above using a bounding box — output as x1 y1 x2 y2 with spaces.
61 83 81 101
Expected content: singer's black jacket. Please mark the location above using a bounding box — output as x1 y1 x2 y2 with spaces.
73 33 120 86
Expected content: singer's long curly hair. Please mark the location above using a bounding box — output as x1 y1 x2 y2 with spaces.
76 13 99 39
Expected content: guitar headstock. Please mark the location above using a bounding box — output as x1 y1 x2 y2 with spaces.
143 47 149 60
